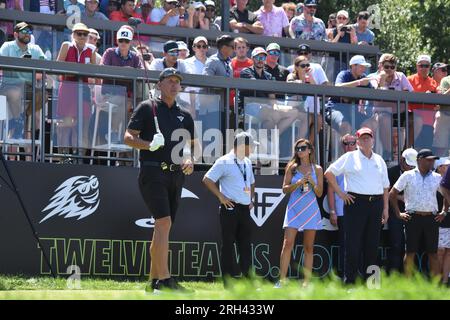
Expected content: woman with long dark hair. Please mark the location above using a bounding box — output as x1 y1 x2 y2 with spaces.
277 138 323 287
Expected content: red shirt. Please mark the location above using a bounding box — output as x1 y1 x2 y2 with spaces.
231 57 253 78
110 10 140 22
407 73 438 126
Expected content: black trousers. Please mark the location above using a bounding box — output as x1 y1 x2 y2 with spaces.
219 203 253 280
337 216 345 278
344 194 383 284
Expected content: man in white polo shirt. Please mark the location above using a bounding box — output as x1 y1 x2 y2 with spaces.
203 132 258 286
389 149 447 278
325 127 390 284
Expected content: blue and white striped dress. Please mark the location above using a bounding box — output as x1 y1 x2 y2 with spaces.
283 165 322 231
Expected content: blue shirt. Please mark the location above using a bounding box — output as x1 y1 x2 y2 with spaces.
204 151 255 205
353 24 375 44
203 52 232 78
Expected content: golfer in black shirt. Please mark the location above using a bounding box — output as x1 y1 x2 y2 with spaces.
124 68 199 293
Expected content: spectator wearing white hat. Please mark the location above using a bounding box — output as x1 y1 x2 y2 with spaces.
329 10 357 44
204 0 221 31
187 2 210 29
87 28 102 64
407 54 439 150
386 148 418 273
185 36 208 75
176 41 189 60
83 0 109 20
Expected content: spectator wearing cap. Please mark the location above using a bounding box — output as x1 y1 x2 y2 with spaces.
325 127 390 284
329 10 357 44
150 0 182 27
326 55 374 137
83 0 109 20
176 41 189 60
386 148 418 273
327 134 357 278
203 132 258 286
204 0 221 31
408 55 438 150
0 21 46 146
185 36 208 75
149 40 190 73
87 28 102 64
287 44 329 86
56 23 96 153
390 149 446 278
135 0 155 24
434 71 450 156
369 54 413 159
438 163 450 285
229 0 264 34
203 35 234 78
255 0 289 38
353 11 375 45
289 0 326 41
110 0 139 21
432 62 448 86
186 2 210 30
265 43 289 82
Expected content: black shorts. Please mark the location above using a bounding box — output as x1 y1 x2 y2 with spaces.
405 214 439 253
138 166 185 222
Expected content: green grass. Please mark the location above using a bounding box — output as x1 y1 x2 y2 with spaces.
0 273 449 300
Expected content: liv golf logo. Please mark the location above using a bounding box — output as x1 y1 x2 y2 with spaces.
40 176 100 223
251 188 285 227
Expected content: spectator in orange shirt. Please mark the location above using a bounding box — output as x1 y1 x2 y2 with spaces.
407 55 438 149
110 0 139 22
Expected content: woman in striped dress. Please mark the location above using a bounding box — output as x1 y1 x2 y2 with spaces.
278 139 323 287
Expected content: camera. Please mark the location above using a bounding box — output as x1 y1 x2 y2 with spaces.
142 53 151 61
22 53 32 59
340 26 349 32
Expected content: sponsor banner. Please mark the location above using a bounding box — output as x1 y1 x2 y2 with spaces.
0 161 426 280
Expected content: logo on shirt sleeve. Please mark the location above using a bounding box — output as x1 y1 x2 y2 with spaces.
177 116 184 122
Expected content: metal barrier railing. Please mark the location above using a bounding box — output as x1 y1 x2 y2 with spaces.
1 56 449 170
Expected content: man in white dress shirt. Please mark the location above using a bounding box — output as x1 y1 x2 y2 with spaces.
389 149 447 277
325 127 390 284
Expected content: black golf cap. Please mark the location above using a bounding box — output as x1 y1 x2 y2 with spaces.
159 68 183 82
417 149 439 160
304 0 318 6
297 43 311 55
14 22 33 32
163 40 178 53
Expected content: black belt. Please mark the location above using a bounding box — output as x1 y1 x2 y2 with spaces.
348 192 383 202
141 161 181 171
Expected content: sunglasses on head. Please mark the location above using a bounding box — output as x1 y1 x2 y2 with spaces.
343 140 356 146
195 44 208 49
254 55 266 62
268 50 280 56
383 64 396 70
295 145 309 152
118 39 130 43
76 32 89 37
296 62 310 68
19 29 33 35
418 64 430 68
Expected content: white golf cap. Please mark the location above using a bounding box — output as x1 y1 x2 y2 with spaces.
336 10 349 18
349 55 371 67
176 41 189 54
88 28 100 39
402 148 418 167
193 1 206 9
417 54 431 64
434 157 450 170
117 27 133 41
193 36 208 45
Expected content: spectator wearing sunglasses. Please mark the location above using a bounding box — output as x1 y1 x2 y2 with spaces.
386 148 418 274
187 2 210 30
326 13 336 40
432 62 448 86
287 44 329 86
353 11 375 45
264 43 289 83
229 0 264 34
369 54 413 159
185 36 209 75
329 10 357 44
87 28 102 64
56 23 96 153
327 134 357 278
407 55 439 150
149 40 190 74
204 0 221 31
289 0 326 41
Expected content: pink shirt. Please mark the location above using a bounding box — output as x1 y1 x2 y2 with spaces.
255 5 289 37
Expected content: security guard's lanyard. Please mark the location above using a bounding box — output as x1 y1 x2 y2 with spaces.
234 158 250 195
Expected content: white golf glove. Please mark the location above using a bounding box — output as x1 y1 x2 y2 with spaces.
149 133 165 151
